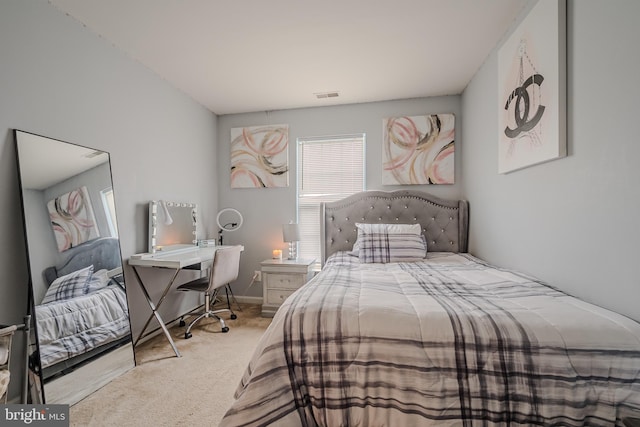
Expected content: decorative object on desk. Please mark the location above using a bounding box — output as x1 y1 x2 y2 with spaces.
230 124 289 188
198 239 217 248
272 249 282 260
148 201 198 253
217 207 243 246
383 114 455 185
282 222 300 260
47 185 101 252
498 0 566 173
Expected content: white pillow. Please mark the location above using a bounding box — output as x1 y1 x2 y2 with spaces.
351 223 423 255
85 269 111 294
41 265 94 304
355 223 422 235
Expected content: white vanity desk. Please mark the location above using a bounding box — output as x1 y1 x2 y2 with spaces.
129 244 243 357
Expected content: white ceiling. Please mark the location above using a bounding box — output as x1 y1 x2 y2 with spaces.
17 131 109 190
48 0 528 115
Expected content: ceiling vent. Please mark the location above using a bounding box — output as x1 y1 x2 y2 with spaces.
314 91 340 99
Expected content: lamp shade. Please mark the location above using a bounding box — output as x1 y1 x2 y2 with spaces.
282 223 300 242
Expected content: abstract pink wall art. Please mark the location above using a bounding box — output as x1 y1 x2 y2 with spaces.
47 186 100 252
230 125 289 188
383 114 455 185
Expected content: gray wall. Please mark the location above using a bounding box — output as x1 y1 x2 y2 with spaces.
461 0 640 322
217 97 461 299
1 0 218 399
21 189 59 304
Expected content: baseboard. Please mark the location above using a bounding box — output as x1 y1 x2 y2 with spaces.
232 296 263 305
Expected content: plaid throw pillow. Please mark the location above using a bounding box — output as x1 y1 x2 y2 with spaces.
357 228 427 263
41 265 94 304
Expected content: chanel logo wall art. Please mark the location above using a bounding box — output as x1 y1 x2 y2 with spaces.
498 0 566 174
230 124 289 188
383 114 455 185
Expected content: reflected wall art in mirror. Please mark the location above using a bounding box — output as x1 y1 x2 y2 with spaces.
14 130 135 405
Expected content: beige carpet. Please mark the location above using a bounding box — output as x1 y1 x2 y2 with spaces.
70 304 271 427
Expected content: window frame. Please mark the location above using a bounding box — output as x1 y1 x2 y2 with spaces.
295 133 366 264
100 187 119 238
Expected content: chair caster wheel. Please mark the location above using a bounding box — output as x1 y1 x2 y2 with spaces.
185 332 192 339
230 314 237 320
179 319 186 327
221 326 229 333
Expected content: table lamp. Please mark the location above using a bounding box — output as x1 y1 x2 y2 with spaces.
282 223 300 260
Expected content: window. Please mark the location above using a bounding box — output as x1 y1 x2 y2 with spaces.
100 188 119 237
297 134 365 261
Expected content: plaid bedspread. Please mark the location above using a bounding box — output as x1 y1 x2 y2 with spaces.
220 253 640 426
35 284 130 368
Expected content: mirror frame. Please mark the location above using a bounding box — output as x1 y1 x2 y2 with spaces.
14 129 135 404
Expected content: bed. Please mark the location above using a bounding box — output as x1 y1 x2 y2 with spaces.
220 190 640 426
33 237 131 380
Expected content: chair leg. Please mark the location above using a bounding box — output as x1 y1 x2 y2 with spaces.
225 284 242 316
184 293 230 338
224 286 236 320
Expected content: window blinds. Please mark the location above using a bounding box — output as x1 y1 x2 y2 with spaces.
297 134 365 261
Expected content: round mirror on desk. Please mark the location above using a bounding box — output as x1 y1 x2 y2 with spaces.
216 208 243 245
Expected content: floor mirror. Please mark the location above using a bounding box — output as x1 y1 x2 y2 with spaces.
14 130 135 405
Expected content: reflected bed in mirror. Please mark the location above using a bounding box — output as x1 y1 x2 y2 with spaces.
14 130 134 405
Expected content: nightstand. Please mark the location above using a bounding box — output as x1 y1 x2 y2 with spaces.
261 258 315 317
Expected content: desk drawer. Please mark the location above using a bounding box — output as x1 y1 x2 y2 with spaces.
265 273 304 290
266 289 296 305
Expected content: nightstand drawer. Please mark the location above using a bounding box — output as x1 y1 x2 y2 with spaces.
261 258 316 317
265 273 305 290
266 288 296 305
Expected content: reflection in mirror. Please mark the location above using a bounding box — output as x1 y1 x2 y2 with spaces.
14 130 135 405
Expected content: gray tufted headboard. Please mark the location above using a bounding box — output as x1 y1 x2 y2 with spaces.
321 190 469 264
43 237 122 286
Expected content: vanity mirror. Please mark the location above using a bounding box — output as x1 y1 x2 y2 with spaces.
14 130 135 404
148 200 198 253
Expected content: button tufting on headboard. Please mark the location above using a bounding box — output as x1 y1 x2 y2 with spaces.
320 190 469 265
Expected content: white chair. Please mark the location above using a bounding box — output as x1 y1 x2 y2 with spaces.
177 245 242 339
